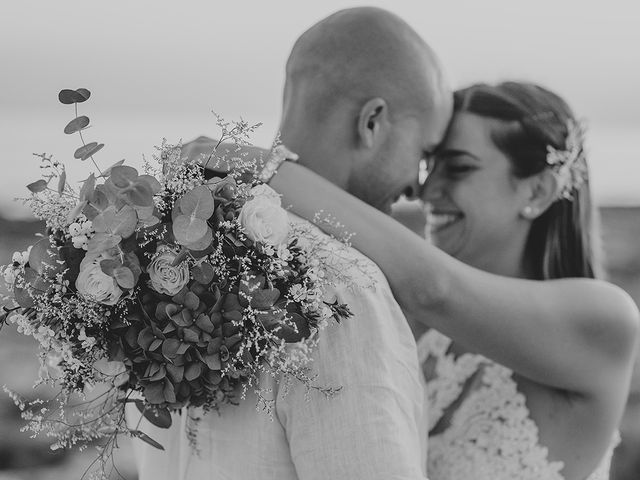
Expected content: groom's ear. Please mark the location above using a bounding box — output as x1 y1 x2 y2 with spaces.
357 98 389 149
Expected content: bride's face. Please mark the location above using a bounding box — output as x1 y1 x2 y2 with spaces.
421 112 531 269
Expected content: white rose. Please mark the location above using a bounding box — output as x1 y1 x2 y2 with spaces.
147 246 190 296
250 184 282 206
3 266 17 285
239 196 289 246
76 254 123 306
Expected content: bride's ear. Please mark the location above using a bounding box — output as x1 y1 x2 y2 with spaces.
520 170 559 220
357 98 389 149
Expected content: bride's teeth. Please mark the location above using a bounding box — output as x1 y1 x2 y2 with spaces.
427 213 459 229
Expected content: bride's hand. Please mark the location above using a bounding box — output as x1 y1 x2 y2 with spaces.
181 135 268 174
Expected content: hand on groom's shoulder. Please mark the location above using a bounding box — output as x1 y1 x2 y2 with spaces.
181 135 267 173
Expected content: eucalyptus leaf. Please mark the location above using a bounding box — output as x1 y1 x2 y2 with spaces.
74 142 104 161
26 180 47 193
110 165 138 188
178 186 215 219
63 116 90 134
114 266 135 289
93 205 137 238
57 170 67 195
28 238 60 276
122 182 154 207
87 233 121 253
173 215 208 245
123 252 142 284
110 205 137 238
79 174 96 203
250 287 281 310
66 200 87 224
130 430 165 450
137 175 162 195
91 187 110 212
75 88 91 102
192 263 214 285
100 159 126 178
58 88 90 104
183 228 213 252
134 400 172 429
100 258 121 276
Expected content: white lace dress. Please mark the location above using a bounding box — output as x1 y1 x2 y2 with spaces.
417 329 618 480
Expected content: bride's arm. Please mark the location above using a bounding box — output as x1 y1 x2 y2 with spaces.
270 162 639 402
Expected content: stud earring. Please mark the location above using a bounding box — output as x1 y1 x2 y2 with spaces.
522 206 537 218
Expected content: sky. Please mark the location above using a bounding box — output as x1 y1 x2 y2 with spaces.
1 0 639 218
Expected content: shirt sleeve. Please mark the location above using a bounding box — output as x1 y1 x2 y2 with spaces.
275 270 428 480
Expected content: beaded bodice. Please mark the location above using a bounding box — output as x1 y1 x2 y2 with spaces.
418 330 617 480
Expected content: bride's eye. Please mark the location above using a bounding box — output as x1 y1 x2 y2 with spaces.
445 163 475 177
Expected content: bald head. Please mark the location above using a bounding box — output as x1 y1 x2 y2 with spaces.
283 7 447 122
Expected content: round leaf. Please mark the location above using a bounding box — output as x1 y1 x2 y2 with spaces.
74 142 105 161
75 88 91 102
111 205 138 238
100 258 121 276
58 89 89 104
63 116 90 134
192 263 214 285
137 175 162 195
87 233 121 253
100 159 126 178
110 165 138 188
178 186 215 219
173 215 208 245
114 266 135 289
122 182 154 207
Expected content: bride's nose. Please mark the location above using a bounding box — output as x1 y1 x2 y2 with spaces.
421 167 444 201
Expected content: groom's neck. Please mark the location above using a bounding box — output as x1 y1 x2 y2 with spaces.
278 118 351 191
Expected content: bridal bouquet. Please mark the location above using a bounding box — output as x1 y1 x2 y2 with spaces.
1 88 351 478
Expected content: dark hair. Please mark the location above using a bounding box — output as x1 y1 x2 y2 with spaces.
453 81 601 280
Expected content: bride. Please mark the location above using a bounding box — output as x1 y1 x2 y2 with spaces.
259 81 640 480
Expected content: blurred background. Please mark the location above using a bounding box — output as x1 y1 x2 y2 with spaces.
0 0 638 478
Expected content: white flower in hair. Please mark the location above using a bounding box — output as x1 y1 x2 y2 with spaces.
545 119 588 201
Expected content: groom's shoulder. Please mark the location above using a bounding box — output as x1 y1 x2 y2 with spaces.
286 212 385 287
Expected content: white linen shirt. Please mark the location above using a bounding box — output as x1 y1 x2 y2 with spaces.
129 214 427 480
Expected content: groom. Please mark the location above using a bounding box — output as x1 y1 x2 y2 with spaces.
132 7 451 479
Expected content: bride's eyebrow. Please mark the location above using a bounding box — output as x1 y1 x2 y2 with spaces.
437 148 480 162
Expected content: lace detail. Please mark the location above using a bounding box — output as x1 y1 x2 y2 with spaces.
418 330 618 480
